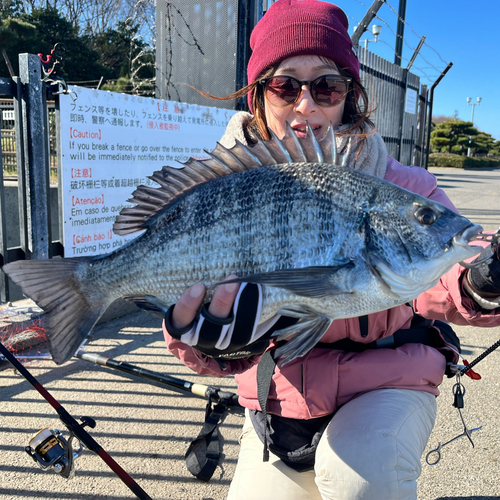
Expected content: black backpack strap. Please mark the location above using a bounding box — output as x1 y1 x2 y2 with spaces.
184 393 230 481
256 349 277 462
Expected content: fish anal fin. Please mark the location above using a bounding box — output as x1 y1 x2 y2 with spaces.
123 295 169 319
272 305 333 366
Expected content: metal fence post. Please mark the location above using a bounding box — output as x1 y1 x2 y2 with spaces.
0 84 8 301
415 84 428 167
18 53 52 260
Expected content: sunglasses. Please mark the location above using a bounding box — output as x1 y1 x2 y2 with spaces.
259 74 352 108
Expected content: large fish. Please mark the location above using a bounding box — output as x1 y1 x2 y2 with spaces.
3 123 482 365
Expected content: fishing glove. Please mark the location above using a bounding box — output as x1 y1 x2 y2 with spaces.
468 229 500 296
165 283 280 365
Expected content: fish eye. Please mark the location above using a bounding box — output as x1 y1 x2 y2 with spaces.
415 206 437 225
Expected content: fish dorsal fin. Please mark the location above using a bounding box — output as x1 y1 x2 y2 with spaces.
113 121 340 236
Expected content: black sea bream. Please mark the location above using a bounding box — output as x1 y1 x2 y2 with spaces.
3 123 482 365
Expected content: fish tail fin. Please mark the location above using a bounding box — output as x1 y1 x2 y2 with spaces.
3 257 108 365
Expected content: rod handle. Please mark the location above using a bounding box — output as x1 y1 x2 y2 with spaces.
191 383 209 398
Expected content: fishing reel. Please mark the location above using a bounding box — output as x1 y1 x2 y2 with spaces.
25 416 95 479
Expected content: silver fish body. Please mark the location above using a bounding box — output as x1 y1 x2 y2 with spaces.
3 123 482 364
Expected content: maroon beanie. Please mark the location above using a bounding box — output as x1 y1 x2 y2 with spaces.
247 0 360 110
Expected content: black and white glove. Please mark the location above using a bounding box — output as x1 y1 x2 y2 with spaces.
468 230 500 296
165 283 281 364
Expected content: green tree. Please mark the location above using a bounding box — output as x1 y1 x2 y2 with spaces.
490 139 500 157
89 20 153 80
430 120 478 155
0 6 154 89
470 132 496 156
0 6 109 80
0 0 22 18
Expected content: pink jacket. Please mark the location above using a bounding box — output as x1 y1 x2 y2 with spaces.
164 157 500 419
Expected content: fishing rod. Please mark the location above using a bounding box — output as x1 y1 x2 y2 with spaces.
76 352 243 482
0 341 153 500
76 352 242 407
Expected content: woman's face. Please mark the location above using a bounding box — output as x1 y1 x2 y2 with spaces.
264 55 346 140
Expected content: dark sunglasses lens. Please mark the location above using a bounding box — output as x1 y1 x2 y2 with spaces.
265 77 301 106
312 77 348 107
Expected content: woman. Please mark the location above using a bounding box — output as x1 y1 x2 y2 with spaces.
164 1 500 499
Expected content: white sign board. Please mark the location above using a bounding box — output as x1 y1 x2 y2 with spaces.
2 110 14 121
405 88 418 115
59 86 237 257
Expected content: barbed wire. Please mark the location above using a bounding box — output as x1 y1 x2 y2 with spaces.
370 10 445 79
359 37 436 82
383 0 449 65
347 0 450 83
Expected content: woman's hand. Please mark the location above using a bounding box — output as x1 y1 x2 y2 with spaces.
165 278 276 365
170 276 240 329
468 231 500 298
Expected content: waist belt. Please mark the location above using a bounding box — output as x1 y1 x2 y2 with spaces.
256 316 461 467
315 324 442 353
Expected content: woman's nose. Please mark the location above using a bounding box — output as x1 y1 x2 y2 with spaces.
293 85 317 115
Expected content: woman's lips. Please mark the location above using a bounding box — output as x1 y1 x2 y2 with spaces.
292 124 322 138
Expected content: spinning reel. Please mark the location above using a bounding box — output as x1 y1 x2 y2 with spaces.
25 417 95 479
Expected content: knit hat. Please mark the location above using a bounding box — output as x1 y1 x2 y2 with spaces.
247 0 360 110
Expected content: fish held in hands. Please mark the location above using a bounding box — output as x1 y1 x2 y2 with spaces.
2 123 482 365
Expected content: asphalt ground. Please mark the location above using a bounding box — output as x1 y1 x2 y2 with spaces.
1 166 500 500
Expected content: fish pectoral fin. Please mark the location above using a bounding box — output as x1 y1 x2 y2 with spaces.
273 305 333 366
123 295 170 318
227 263 355 298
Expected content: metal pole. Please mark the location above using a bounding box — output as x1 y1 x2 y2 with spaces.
397 68 408 162
468 105 475 157
423 62 453 170
415 84 428 167
18 53 52 260
236 0 251 110
396 36 426 163
394 0 407 66
351 0 385 49
0 85 7 301
406 37 426 71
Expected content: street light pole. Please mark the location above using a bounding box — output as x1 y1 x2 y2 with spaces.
467 96 482 157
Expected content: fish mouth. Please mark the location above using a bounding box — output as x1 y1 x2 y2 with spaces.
454 223 483 246
454 224 484 265
455 223 498 268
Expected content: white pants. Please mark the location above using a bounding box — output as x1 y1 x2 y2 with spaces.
227 389 437 500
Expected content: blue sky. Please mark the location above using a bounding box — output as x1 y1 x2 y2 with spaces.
331 0 499 140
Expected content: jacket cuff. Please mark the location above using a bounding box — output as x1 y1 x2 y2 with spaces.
463 276 500 310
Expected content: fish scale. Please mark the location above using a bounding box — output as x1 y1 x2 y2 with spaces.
2 123 482 365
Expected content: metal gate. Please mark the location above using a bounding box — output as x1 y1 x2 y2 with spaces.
155 0 260 110
359 46 426 167
0 54 62 302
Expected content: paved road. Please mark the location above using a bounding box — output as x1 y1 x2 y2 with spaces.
429 166 500 232
1 166 499 500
